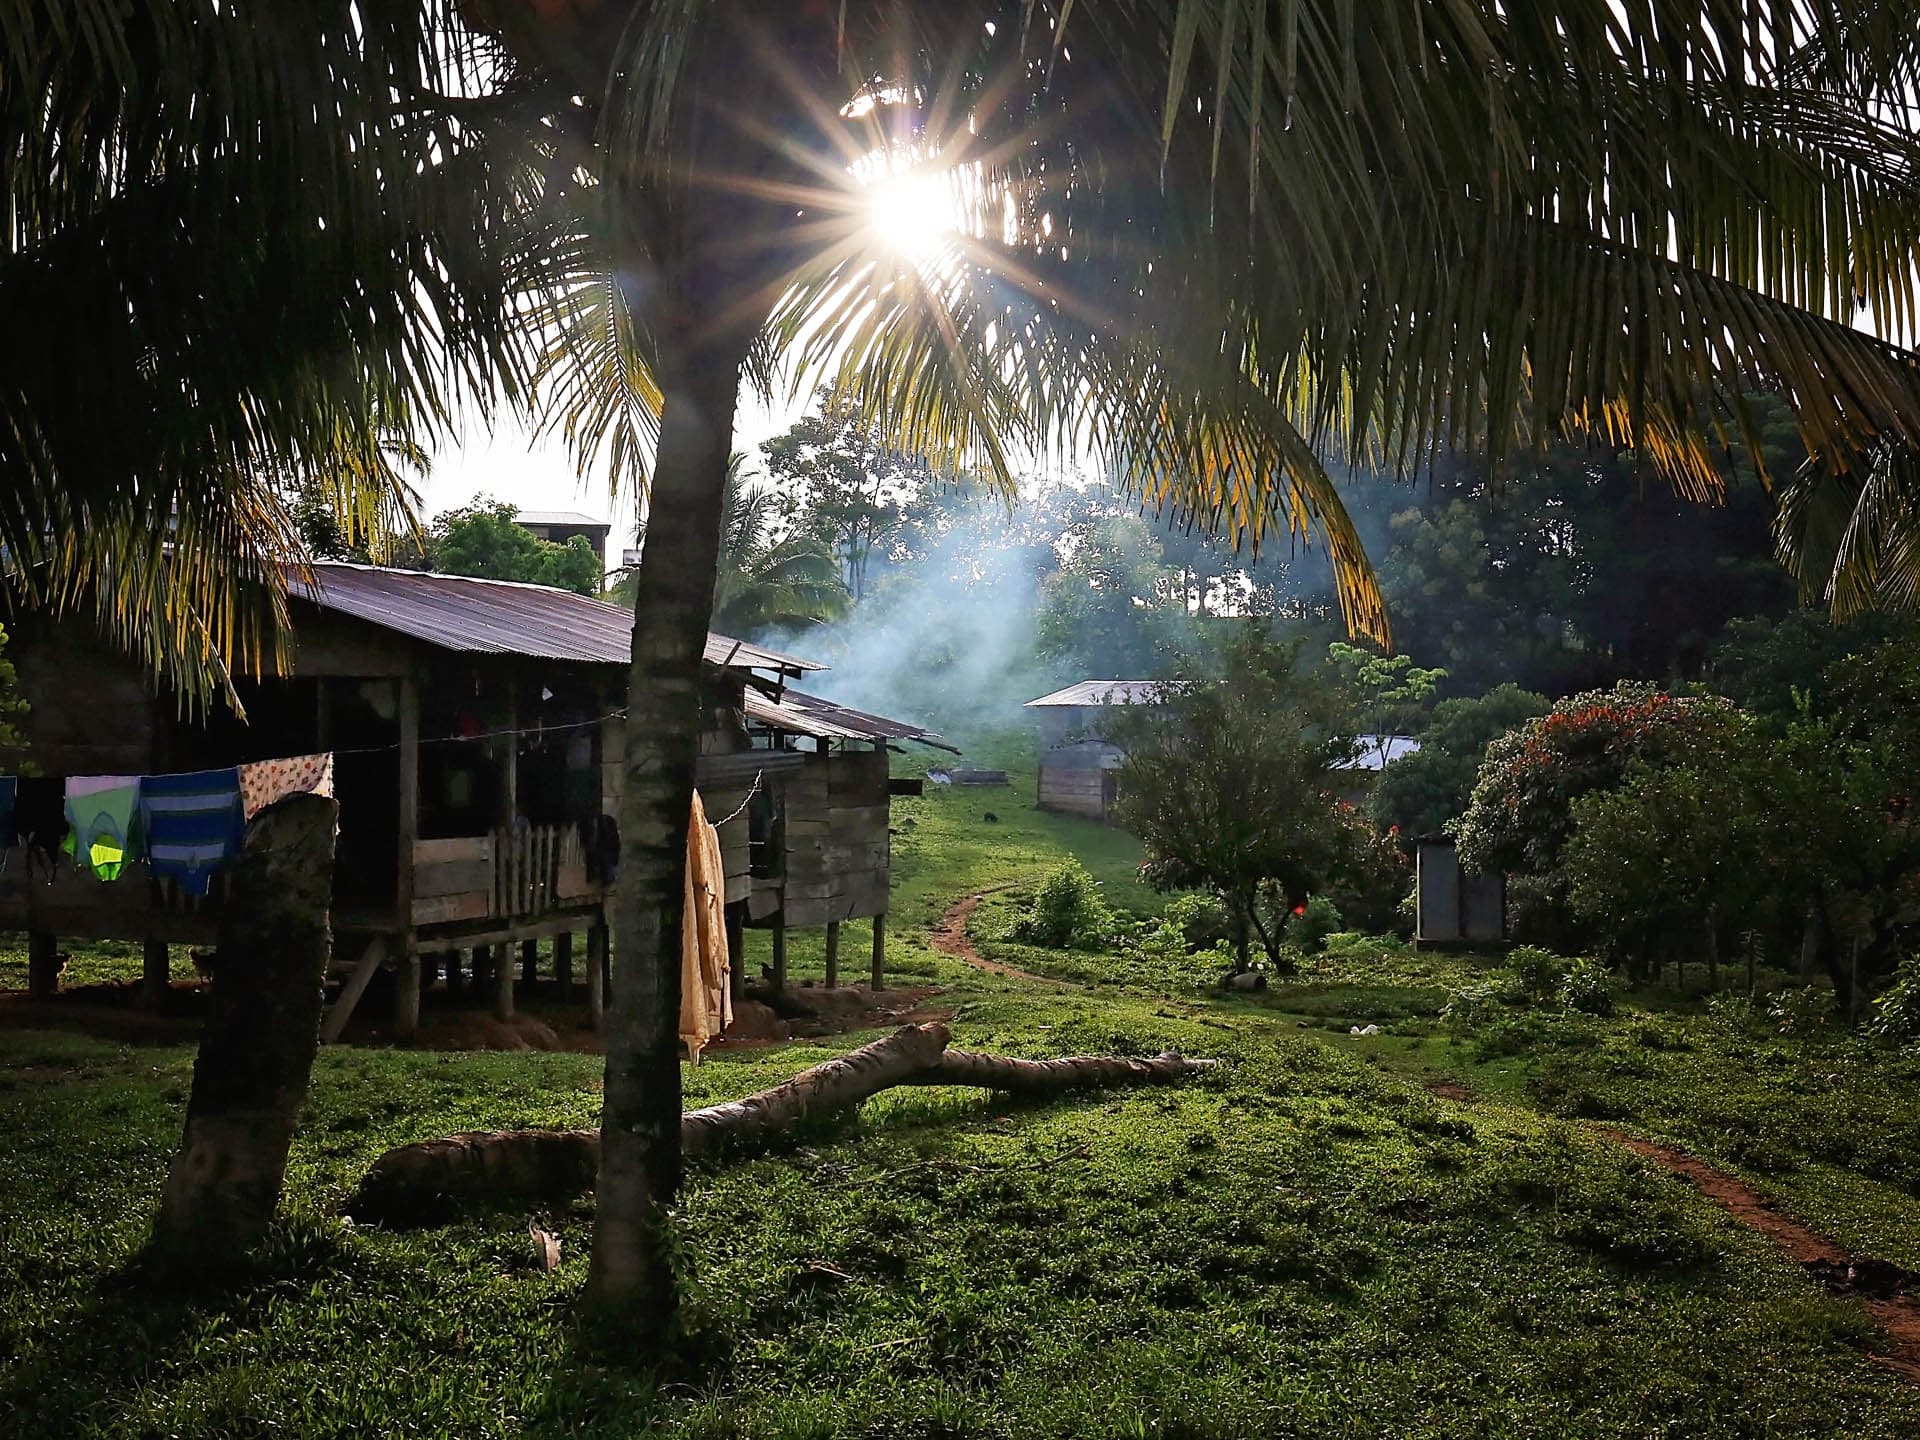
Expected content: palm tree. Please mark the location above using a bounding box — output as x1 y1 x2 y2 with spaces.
505 2 1920 1326
1 3 544 699
618 456 852 635
16 2 1920 1333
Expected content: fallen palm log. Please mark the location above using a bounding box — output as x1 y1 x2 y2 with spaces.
348 1023 1216 1225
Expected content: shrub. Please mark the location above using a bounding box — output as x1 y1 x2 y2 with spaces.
1559 957 1616 1016
1283 896 1343 954
1442 982 1501 1032
1767 985 1832 1038
1159 893 1232 952
1505 945 1566 1004
1705 991 1758 1038
1009 860 1114 949
1867 954 1920 1049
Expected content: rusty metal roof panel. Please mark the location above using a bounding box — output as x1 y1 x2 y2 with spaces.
288 563 823 673
1024 679 1165 707
781 689 957 750
742 690 870 741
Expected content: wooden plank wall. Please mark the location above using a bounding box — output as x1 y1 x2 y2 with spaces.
782 747 891 927
1038 764 1109 819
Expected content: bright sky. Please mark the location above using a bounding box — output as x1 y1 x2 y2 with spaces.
423 387 801 565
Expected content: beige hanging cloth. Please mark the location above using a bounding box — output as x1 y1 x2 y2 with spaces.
679 789 734 1062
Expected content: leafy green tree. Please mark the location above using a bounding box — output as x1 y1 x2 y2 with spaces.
1325 642 1446 761
1564 760 1782 984
1369 684 1549 838
1457 683 1752 944
1707 609 1912 725
1107 633 1362 970
1034 515 1193 678
760 394 931 602
1774 644 1920 1011
1383 413 1801 696
432 500 603 596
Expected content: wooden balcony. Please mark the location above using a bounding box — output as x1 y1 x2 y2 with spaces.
410 825 600 931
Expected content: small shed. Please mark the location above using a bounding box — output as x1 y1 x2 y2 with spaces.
1414 835 1507 945
0 564 939 1033
1023 680 1164 820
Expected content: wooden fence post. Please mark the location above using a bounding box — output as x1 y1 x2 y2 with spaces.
143 938 171 1011
587 920 607 1028
871 913 886 991
824 922 841 989
27 930 60 999
393 948 421 1039
495 943 515 1021
771 920 788 995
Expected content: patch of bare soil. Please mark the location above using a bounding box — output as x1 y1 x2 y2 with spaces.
1422 1079 1473 1101
0 982 205 1045
931 892 1081 989
1600 1128 1920 1383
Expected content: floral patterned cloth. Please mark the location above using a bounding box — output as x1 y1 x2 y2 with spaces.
238 753 335 821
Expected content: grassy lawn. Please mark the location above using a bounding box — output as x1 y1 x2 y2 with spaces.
2 750 1917 1436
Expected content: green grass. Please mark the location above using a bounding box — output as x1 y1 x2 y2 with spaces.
3 762 1919 1436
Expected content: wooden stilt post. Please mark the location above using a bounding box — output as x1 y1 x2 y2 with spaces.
871 913 886 991
587 920 607 1028
520 937 539 988
554 929 574 1001
771 918 788 995
394 949 421 1040
494 942 515 1021
396 673 420 1042
443 949 464 997
725 906 745 1004
27 931 60 999
824 921 841 989
143 937 171 1011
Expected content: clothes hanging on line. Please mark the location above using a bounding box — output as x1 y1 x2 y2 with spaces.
139 768 245 896
64 776 143 881
14 777 65 864
679 790 733 1063
238 753 334 820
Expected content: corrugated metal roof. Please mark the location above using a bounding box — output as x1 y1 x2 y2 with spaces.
288 562 823 673
781 689 956 749
742 688 959 750
514 510 609 529
743 690 870 741
1025 679 1166 707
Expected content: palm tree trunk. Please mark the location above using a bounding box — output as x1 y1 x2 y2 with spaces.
148 794 337 1266
587 327 745 1325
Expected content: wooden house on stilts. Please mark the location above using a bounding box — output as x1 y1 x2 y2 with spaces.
0 564 945 1039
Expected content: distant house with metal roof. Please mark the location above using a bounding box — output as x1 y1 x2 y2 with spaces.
512 509 613 572
1023 679 1166 820
0 564 939 1036
1023 683 1419 821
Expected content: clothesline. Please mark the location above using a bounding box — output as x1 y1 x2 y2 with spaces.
4 710 630 759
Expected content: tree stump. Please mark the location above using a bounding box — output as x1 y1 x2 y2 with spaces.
148 794 338 1266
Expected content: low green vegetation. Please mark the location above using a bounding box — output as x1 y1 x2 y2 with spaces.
4 761 1918 1436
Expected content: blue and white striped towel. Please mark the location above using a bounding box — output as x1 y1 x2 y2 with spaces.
139 768 245 895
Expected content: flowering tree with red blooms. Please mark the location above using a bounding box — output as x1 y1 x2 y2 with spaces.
1456 683 1754 901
